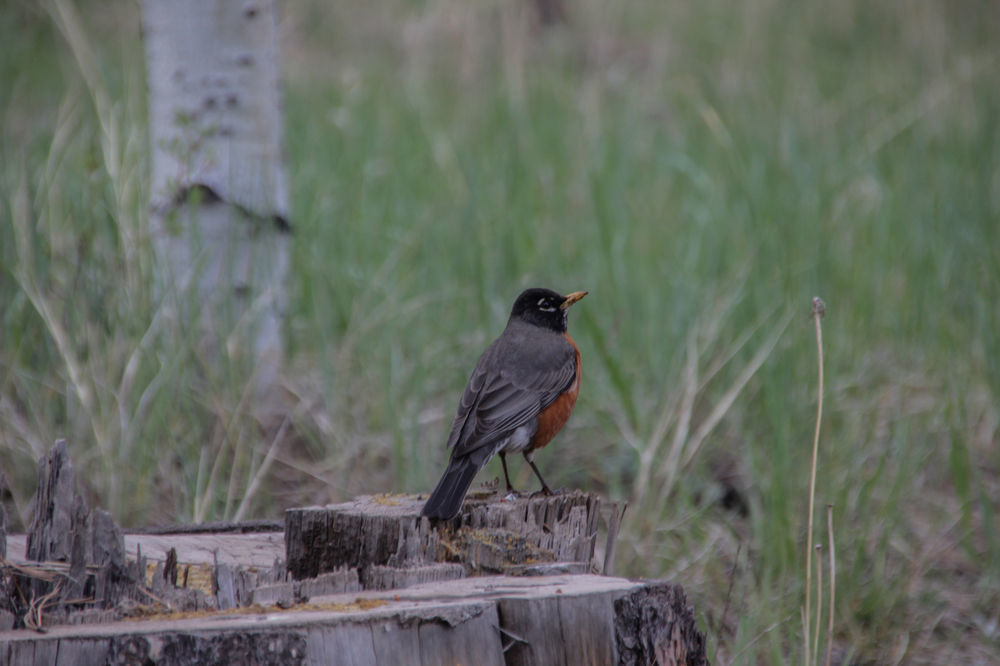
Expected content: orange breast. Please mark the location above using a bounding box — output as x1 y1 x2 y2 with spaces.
530 333 581 451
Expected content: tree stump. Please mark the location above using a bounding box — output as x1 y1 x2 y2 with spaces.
2 575 707 666
285 490 603 585
5 441 162 627
3 446 709 664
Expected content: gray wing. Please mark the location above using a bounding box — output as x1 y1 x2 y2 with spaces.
446 328 577 460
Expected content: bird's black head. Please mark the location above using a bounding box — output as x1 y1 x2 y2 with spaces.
509 288 587 332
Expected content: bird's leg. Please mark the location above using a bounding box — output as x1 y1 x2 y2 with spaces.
525 453 554 495
499 452 517 493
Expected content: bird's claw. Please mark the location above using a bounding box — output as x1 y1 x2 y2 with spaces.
530 486 564 498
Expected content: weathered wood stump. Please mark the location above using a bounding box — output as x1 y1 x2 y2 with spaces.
1 443 709 664
285 490 604 586
8 441 147 627
2 574 707 666
1 441 218 629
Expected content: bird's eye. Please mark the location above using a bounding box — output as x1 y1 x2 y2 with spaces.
536 297 556 312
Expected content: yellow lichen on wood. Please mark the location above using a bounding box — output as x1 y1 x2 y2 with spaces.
371 493 406 506
122 597 391 623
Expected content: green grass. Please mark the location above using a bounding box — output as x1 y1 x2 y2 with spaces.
2 0 999 662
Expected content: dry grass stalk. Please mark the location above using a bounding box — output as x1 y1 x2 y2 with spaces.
805 296 826 666
826 504 836 666
814 544 823 664
626 296 792 550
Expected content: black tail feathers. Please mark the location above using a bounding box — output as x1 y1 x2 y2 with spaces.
421 456 483 520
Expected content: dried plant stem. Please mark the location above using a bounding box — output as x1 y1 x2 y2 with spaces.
718 541 742 641
814 544 823 664
805 297 826 666
233 415 292 522
826 504 836 666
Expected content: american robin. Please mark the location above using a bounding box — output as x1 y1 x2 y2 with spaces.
421 288 587 520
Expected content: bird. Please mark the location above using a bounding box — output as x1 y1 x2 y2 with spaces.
421 287 587 520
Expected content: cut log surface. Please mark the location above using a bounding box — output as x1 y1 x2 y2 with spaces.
285 490 602 583
6 532 285 569
0 575 706 666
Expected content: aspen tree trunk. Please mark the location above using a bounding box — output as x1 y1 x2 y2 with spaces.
142 0 290 414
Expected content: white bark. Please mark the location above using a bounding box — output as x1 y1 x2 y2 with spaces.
142 0 289 406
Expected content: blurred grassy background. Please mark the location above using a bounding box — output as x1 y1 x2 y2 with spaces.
2 0 998 662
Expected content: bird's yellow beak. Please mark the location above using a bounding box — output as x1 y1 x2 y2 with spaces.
560 291 588 310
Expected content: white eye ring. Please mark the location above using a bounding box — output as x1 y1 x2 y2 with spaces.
536 298 556 312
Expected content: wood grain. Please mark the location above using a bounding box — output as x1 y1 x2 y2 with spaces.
285 490 602 583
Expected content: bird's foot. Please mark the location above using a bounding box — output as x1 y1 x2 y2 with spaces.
502 487 523 501
529 485 565 498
